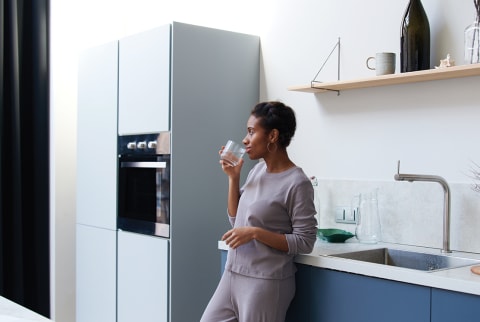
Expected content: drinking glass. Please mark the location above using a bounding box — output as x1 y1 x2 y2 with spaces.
220 140 245 166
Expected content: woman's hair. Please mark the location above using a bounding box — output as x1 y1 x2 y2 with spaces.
251 101 296 148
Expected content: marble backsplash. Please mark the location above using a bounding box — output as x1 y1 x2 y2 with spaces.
316 179 480 254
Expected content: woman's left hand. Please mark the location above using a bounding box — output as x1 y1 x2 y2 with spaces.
222 227 256 249
222 227 289 252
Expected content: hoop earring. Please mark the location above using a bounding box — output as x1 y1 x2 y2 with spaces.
267 142 278 153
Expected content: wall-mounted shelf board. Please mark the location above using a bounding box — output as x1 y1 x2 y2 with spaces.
288 63 480 93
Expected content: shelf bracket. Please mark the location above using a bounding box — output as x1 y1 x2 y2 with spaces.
311 37 341 95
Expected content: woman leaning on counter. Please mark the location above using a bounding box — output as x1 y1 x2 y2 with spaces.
201 101 318 322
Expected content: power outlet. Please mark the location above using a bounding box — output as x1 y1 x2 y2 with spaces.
335 206 356 224
349 207 358 223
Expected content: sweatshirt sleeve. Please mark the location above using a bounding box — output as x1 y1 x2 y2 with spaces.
285 179 318 255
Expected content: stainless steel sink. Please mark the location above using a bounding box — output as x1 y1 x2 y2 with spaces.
331 248 480 272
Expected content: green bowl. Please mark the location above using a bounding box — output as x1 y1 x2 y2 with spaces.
317 228 354 243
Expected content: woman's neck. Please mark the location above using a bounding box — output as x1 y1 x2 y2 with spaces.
264 151 295 173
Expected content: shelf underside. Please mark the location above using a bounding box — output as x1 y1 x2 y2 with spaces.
288 63 480 93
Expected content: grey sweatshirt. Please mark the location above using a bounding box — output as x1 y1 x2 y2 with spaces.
225 161 318 279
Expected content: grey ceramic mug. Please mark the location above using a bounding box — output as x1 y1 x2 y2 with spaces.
366 52 396 76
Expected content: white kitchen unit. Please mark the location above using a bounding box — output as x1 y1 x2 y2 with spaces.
76 40 118 230
118 25 170 135
76 40 118 322
117 231 169 322
76 225 117 322
77 22 259 322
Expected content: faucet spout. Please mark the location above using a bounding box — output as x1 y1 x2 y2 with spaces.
394 161 452 253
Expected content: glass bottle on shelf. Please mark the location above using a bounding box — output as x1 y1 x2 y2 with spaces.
400 0 430 72
465 17 480 64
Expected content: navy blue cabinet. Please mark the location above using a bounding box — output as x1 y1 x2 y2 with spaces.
431 288 480 322
285 264 430 322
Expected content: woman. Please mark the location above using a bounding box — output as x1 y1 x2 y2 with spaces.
201 101 317 322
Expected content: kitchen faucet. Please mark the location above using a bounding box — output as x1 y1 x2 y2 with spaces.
394 161 452 253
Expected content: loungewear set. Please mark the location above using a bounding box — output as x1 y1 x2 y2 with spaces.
201 161 317 322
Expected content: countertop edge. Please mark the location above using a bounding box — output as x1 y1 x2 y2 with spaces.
218 240 480 296
0 296 51 321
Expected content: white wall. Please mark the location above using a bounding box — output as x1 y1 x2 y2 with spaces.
265 1 479 181
51 0 480 321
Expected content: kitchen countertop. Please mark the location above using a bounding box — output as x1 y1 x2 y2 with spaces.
0 296 51 321
218 239 480 296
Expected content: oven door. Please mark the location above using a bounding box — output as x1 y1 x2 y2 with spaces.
118 154 170 238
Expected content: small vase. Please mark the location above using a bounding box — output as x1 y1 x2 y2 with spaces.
465 19 480 64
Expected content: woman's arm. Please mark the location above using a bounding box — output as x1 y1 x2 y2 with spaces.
227 175 241 217
284 180 318 255
220 156 243 217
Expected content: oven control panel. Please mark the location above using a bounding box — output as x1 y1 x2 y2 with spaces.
118 132 171 155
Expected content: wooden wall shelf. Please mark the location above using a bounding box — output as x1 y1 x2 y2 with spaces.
288 63 480 94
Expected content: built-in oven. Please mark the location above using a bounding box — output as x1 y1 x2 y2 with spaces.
117 132 171 238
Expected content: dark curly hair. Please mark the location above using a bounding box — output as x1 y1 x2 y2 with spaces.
251 101 296 148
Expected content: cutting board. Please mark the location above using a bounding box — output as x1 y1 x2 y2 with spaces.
471 265 480 275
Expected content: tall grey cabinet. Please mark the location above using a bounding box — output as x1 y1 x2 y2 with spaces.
77 22 259 322
169 22 259 321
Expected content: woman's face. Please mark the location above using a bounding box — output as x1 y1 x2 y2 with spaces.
242 115 270 160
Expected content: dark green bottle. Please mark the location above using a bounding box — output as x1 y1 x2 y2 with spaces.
400 0 430 72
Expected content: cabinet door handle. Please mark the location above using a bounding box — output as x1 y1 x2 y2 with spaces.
120 161 167 169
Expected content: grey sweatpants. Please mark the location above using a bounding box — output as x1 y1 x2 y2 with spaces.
200 270 295 322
